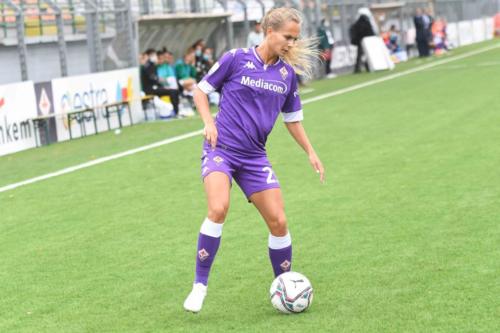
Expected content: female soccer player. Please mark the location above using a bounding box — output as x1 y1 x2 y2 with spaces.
184 7 325 312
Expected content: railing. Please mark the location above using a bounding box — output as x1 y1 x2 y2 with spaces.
0 0 119 39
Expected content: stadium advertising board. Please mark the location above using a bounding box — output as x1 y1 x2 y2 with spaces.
458 21 474 45
473 18 494 42
446 18 493 48
362 36 395 72
0 81 38 156
485 17 494 39
34 81 58 145
331 45 357 70
446 23 459 48
51 68 142 141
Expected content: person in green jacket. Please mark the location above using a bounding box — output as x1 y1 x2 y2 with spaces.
317 19 335 78
175 50 197 96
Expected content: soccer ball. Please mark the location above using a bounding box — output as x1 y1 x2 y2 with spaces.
269 271 313 313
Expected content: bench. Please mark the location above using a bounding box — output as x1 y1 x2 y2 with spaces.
30 97 156 145
99 100 133 130
67 108 98 140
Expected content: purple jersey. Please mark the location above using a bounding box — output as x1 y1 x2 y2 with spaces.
198 47 303 156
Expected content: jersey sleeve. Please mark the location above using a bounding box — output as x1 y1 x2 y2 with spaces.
198 49 237 94
281 72 303 122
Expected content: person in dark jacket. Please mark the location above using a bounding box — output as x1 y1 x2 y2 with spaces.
350 14 375 73
140 48 180 116
414 8 432 57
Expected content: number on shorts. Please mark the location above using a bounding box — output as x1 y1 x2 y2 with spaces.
262 167 277 184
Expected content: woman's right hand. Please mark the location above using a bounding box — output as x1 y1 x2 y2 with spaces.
203 121 218 149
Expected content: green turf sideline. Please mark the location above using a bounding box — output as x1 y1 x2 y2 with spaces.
1 42 499 194
301 42 500 104
2 42 500 333
0 130 201 193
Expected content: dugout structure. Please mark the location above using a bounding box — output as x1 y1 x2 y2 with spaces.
137 12 232 58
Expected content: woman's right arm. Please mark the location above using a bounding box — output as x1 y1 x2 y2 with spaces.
194 87 217 149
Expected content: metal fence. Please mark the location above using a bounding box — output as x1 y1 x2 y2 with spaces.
1 0 499 83
1 0 135 81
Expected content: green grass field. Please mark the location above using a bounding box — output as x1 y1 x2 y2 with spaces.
1 40 500 332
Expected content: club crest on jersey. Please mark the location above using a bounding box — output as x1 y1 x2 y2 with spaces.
198 248 210 261
280 66 288 80
213 156 224 165
280 260 291 271
244 61 256 70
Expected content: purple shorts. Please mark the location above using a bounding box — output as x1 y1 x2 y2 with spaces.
201 145 280 199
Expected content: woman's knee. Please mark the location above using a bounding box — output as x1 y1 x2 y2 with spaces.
268 214 288 236
207 202 229 223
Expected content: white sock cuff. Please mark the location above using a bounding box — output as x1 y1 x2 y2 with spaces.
200 217 223 238
268 232 291 250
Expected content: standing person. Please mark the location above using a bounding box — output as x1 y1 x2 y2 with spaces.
247 20 264 48
317 19 335 78
183 7 325 313
423 7 434 42
414 8 430 57
350 8 376 73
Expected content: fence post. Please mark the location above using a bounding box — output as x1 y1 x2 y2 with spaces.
83 0 104 72
216 0 233 50
5 0 28 81
44 0 68 77
236 0 250 40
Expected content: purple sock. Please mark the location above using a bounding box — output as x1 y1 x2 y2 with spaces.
269 245 292 277
195 233 221 285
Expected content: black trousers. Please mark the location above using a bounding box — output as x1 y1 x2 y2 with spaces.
146 87 180 115
354 46 369 73
325 57 332 75
416 38 430 57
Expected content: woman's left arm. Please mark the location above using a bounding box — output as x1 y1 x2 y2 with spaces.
285 121 325 183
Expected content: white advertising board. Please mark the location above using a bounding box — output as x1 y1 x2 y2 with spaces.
485 18 494 40
458 21 474 46
0 81 38 156
51 68 142 141
331 45 357 70
446 22 459 48
472 19 487 43
362 36 395 72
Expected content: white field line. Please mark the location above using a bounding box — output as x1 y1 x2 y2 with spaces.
0 130 202 193
301 43 500 105
1 43 499 194
300 88 315 94
421 61 500 71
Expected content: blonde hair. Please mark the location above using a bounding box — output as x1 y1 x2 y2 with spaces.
261 7 320 78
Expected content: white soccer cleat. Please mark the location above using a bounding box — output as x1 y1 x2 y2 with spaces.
183 283 207 313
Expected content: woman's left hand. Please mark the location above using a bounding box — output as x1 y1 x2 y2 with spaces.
309 152 325 183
